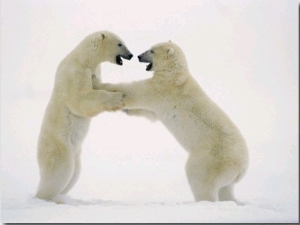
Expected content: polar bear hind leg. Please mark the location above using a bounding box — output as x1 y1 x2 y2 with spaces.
185 153 219 201
186 151 242 202
218 184 236 201
36 142 75 203
61 150 81 195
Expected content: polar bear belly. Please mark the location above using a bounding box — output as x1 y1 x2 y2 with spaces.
64 111 91 149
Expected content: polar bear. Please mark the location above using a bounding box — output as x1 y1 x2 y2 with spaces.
94 41 249 202
36 31 133 203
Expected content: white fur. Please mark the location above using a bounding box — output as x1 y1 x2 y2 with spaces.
95 42 249 202
36 31 132 203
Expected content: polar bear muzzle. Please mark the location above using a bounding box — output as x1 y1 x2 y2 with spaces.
116 53 133 65
138 52 153 71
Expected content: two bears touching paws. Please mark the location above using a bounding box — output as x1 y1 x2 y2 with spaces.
36 31 249 204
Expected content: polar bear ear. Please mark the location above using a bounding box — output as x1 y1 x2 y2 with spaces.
168 40 172 43
167 47 174 56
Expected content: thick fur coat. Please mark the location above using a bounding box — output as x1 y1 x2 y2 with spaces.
36 31 132 203
95 42 249 202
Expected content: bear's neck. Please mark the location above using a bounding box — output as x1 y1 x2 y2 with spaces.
153 70 189 86
71 47 102 70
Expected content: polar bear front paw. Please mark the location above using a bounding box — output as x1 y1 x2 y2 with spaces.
105 92 126 111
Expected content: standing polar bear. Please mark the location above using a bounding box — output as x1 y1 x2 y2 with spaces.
95 41 249 202
36 31 133 203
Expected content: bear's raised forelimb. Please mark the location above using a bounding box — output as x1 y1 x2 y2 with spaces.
123 109 158 122
93 80 153 111
67 90 125 118
93 77 158 121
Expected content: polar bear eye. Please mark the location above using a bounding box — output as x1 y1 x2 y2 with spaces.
150 50 154 54
118 43 123 47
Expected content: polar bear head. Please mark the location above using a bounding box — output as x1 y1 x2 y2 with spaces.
78 31 133 66
137 41 188 72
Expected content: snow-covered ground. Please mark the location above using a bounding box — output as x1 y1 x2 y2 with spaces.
1 0 299 223
2 183 298 223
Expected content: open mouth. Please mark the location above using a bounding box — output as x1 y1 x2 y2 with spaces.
116 54 133 66
138 55 152 71
146 63 152 71
116 55 123 65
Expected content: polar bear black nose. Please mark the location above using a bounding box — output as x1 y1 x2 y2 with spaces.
138 55 142 61
128 54 133 60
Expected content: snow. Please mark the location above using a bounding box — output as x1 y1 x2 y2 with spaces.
1 0 299 223
2 167 298 223
2 194 298 223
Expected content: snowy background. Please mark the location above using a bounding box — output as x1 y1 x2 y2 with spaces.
1 0 298 223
